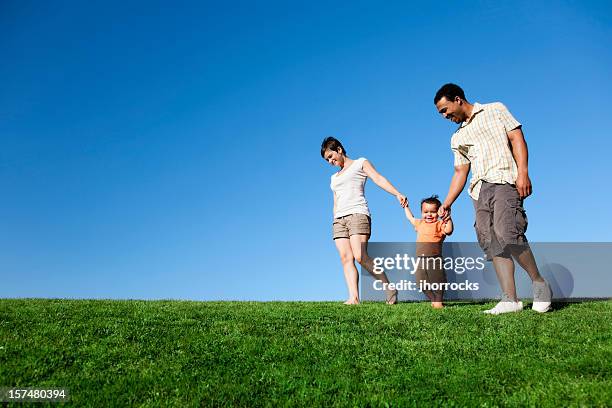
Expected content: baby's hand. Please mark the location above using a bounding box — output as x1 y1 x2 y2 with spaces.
438 204 451 221
396 194 408 208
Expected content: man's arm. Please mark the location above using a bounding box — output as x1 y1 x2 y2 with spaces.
439 163 470 220
507 128 532 198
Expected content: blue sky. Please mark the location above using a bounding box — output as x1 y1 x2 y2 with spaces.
1 1 610 300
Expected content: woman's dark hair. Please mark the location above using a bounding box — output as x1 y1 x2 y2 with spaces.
434 83 467 104
421 194 442 209
320 136 346 158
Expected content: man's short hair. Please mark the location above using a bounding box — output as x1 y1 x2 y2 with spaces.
434 83 467 104
421 194 442 209
320 137 346 158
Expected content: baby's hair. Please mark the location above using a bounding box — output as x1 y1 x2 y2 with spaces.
421 194 442 209
320 136 346 158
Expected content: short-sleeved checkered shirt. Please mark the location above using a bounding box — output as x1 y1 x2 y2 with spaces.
451 102 521 200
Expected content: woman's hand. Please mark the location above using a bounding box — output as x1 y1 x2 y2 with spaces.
396 194 408 208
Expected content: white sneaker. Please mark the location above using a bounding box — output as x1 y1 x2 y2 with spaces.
532 280 552 313
483 294 523 315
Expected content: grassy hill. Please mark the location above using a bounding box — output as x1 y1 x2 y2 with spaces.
1 299 610 406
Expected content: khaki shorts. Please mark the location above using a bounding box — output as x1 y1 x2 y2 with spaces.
473 182 529 259
332 213 371 239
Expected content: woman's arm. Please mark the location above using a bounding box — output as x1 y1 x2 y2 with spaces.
333 191 337 217
362 160 408 207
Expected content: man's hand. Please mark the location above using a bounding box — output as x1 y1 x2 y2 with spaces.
438 204 451 221
396 194 408 208
515 172 532 198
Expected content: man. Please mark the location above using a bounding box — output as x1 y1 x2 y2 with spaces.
434 83 552 314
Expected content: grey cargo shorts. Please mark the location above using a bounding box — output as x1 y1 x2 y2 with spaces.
472 182 529 259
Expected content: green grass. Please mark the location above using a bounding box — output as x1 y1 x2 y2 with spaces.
1 299 611 407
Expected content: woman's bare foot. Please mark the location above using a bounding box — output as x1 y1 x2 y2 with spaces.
386 290 398 305
344 298 360 305
431 301 444 309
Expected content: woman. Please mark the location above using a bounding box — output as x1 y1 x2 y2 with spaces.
321 136 408 304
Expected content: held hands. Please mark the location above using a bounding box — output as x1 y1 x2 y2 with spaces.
396 194 408 208
438 204 451 221
515 172 532 199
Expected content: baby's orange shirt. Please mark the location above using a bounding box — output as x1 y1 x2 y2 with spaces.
414 219 446 257
414 219 446 243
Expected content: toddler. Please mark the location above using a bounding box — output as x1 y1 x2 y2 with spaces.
404 195 453 308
